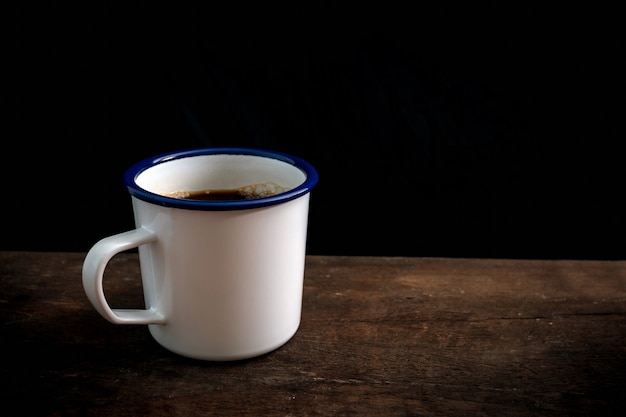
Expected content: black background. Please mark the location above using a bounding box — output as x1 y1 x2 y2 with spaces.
6 3 624 259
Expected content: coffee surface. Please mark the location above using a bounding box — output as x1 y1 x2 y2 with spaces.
164 182 289 201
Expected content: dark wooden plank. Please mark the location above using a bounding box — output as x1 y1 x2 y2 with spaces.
1 252 625 416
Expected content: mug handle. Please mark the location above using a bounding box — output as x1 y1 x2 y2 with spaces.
82 227 166 324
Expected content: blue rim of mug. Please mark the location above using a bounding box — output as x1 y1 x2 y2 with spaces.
124 147 319 211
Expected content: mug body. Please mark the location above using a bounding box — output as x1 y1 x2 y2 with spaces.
125 148 317 360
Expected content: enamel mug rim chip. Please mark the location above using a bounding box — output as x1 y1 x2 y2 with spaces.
123 147 319 211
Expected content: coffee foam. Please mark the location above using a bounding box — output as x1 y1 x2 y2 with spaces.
163 182 290 200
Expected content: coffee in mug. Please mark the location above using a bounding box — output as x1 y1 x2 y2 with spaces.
164 181 290 201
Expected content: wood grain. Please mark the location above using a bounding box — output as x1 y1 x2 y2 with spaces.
1 252 625 416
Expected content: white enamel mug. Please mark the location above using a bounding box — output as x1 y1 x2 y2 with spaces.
82 148 318 361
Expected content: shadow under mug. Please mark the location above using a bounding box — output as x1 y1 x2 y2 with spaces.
82 147 318 361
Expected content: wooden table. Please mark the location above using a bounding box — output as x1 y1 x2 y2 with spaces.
1 252 625 416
